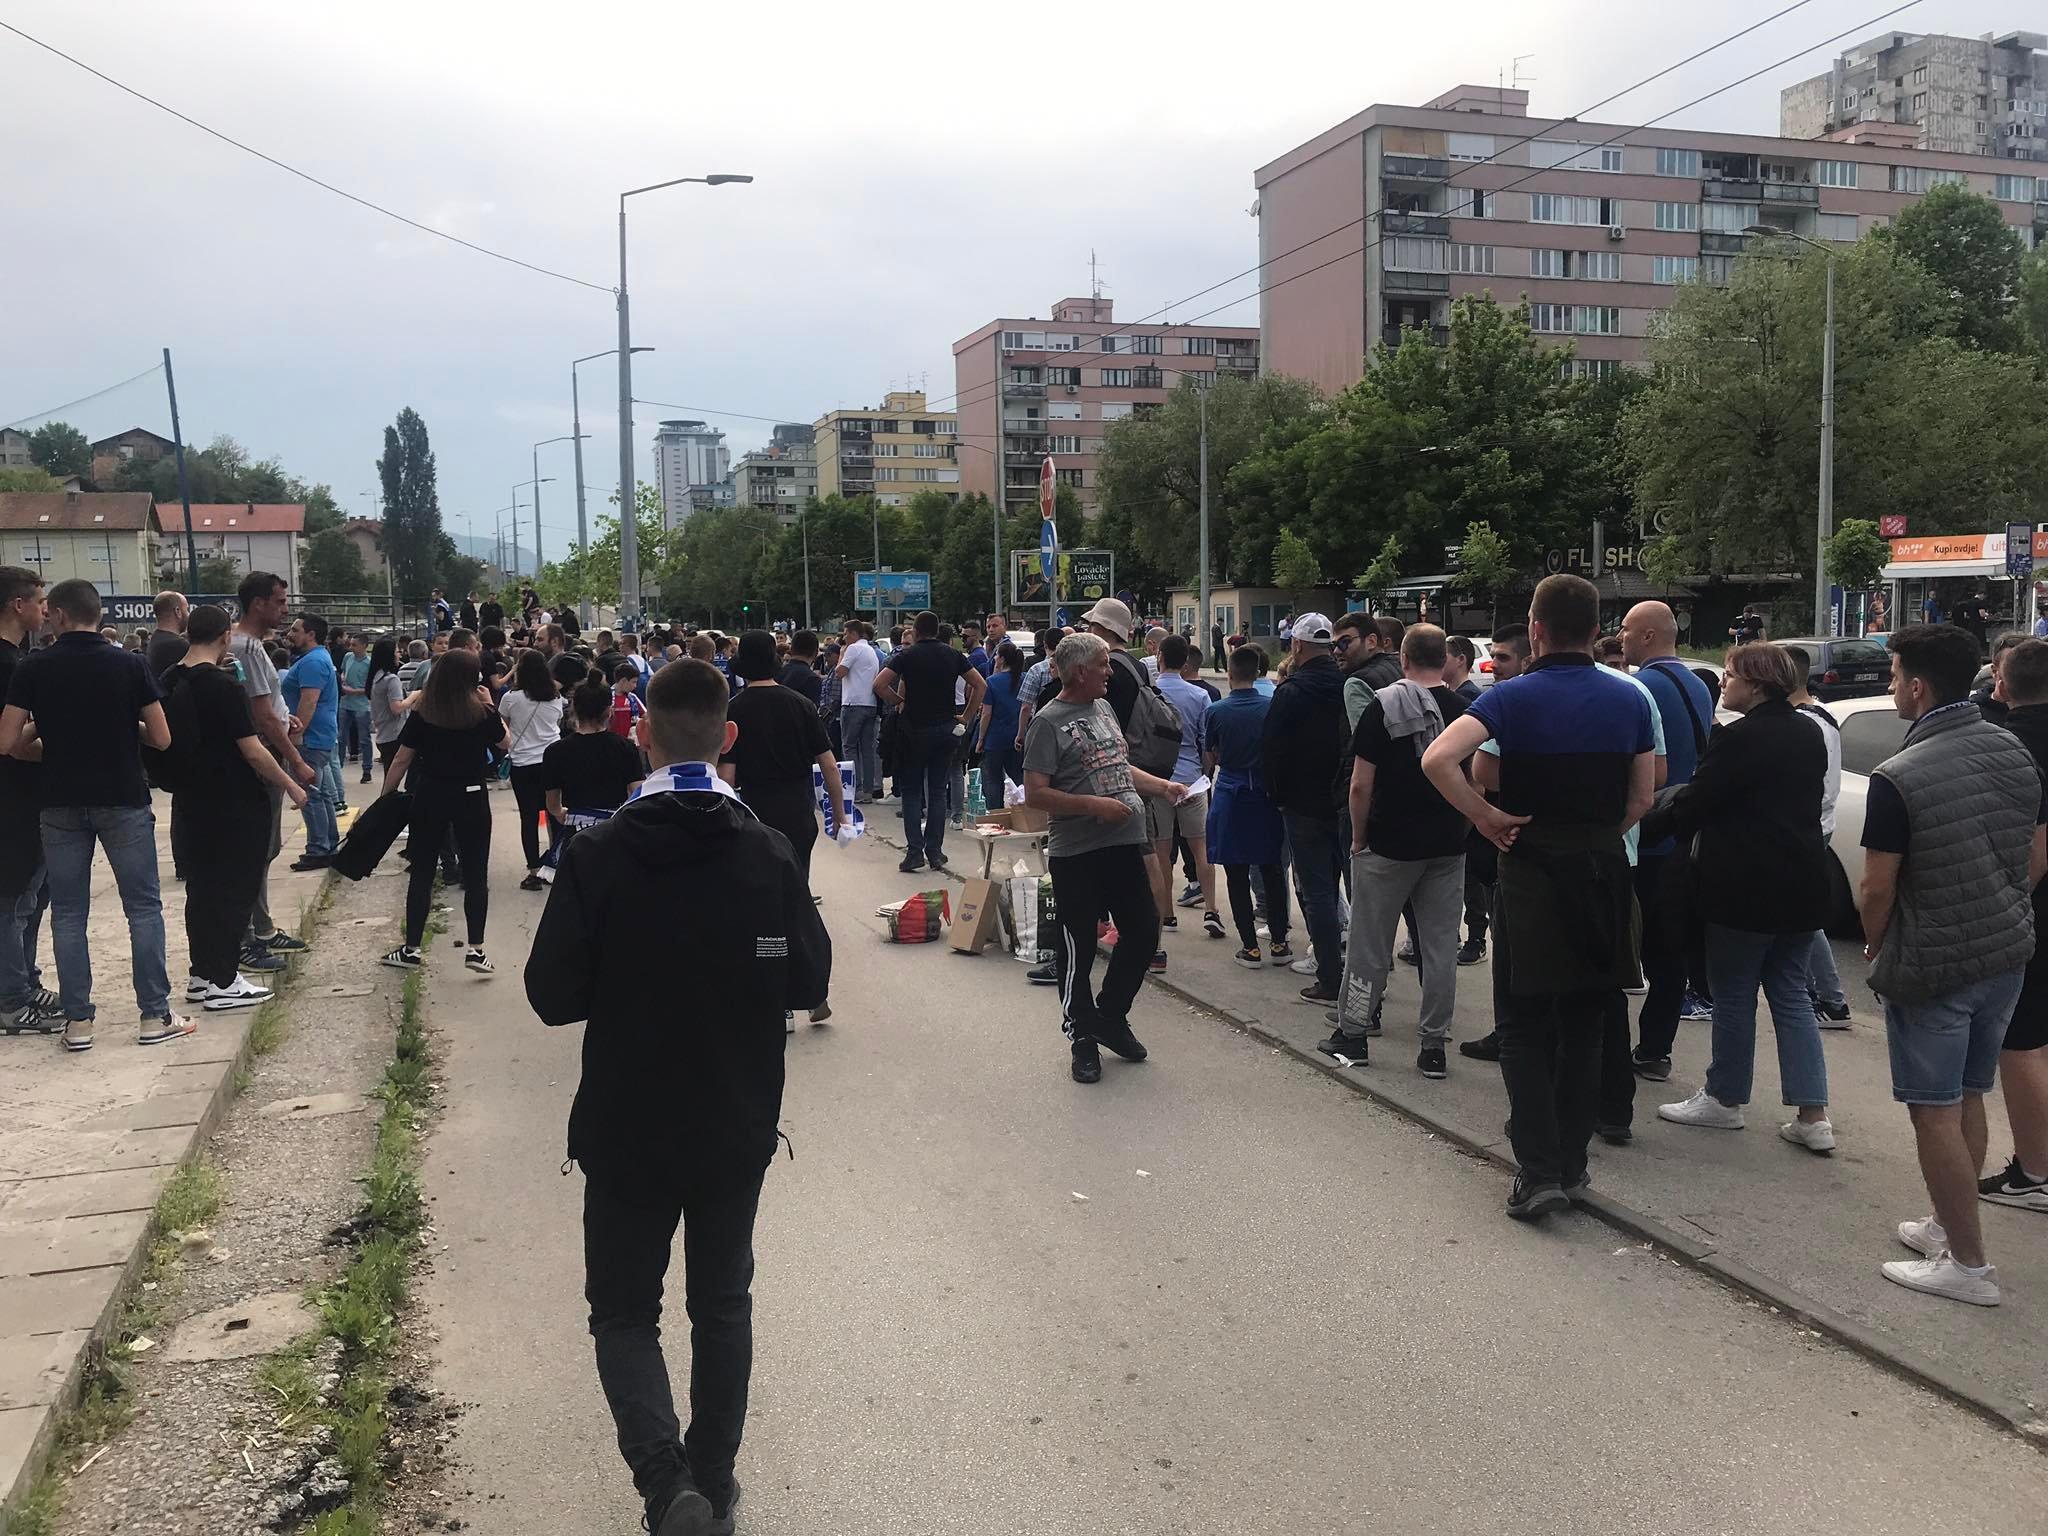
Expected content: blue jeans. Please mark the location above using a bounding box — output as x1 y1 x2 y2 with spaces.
900 722 956 862
340 709 373 771
980 741 1024 807
1283 811 1344 993
0 864 49 1010
300 747 339 856
842 708 880 799
1883 969 2025 1106
1703 923 1829 1108
40 805 170 1023
1805 930 1846 1009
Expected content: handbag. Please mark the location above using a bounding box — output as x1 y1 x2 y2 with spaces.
331 791 412 881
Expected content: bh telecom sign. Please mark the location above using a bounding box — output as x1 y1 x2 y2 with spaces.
854 570 931 611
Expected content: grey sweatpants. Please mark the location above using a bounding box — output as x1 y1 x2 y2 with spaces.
1335 849 1465 1042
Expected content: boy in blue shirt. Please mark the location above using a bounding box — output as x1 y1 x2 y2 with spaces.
283 614 341 868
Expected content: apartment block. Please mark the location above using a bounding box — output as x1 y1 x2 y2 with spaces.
732 423 818 525
651 418 731 530
1254 83 2048 395
1782 30 2048 160
0 428 32 469
952 297 1258 513
813 390 959 507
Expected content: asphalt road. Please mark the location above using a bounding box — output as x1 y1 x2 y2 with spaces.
417 805 2048 1535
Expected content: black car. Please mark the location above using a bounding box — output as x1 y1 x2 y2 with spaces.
1775 637 1891 701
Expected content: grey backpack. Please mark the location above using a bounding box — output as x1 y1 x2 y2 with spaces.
1109 650 1184 777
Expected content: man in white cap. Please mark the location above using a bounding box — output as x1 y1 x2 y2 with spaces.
1082 597 1178 978
1261 612 1348 1005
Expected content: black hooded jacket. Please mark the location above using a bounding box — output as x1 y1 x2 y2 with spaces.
525 789 831 1179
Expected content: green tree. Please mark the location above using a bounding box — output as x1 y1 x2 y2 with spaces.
1355 534 1405 604
1879 182 2025 352
299 483 344 535
1452 522 1514 625
377 407 443 603
1823 518 1889 592
300 526 374 594
2020 247 2048 367
0 466 61 492
1270 527 1321 603
28 422 91 479
187 554 243 595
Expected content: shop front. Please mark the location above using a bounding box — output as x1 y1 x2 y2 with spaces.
1880 531 2045 639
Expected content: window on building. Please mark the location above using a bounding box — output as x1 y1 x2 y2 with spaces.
1651 254 1699 284
1530 304 1621 335
1000 331 1025 349
1700 254 1735 285
1889 164 1967 192
1098 335 1120 352
1449 242 1494 274
1819 159 1858 187
1047 367 1081 386
1049 434 1081 454
1047 401 1081 421
1098 402 1133 422
1386 236 1448 271
1182 336 1215 355
1129 335 1162 354
1912 64 1927 84
1813 212 1859 242
1701 200 1757 232
1099 368 1132 387
1560 358 1620 380
1133 367 1164 389
1582 250 1621 280
1055 468 1085 488
1447 188 1490 218
1996 174 2037 201
1530 248 1567 278
1653 200 1699 231
1655 147 1701 177
1448 132 1494 161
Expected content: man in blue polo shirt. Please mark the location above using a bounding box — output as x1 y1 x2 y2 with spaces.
1424 574 1655 1221
282 614 341 870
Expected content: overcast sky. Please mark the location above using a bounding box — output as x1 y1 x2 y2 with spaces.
2 0 2022 568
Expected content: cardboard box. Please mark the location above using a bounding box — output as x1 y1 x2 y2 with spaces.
950 877 1001 953
1007 803 1050 834
971 809 1012 832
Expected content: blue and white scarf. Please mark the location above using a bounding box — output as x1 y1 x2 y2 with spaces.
631 761 751 814
813 758 865 847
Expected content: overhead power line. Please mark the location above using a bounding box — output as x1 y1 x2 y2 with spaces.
3 361 165 431
0 20 614 295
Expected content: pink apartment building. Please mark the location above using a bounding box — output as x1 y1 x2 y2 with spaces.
952 297 1258 512
1254 83 2048 395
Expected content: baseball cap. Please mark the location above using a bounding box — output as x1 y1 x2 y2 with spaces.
1080 597 1134 642
1290 612 1335 643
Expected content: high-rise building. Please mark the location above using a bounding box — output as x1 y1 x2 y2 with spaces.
651 419 731 530
952 297 1257 514
732 424 818 524
1253 83 2047 396
812 391 959 507
1781 30 2048 160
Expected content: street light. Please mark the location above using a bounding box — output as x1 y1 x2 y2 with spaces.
532 438 584 573
509 480 552 579
360 490 395 625
1744 225 1836 637
573 348 654 628
617 173 754 628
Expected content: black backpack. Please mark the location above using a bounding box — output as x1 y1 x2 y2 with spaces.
143 666 203 794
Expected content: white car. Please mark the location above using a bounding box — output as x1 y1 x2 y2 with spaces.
1827 694 1911 930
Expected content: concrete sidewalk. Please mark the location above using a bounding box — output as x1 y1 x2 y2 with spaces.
0 787 337 1519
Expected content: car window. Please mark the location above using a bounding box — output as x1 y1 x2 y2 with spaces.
1828 640 1887 667
1839 711 1909 777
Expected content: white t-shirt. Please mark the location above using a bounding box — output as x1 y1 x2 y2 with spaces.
840 639 880 708
1797 703 1843 840
499 690 567 767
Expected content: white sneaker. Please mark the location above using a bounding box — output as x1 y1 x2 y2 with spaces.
1778 1117 1836 1154
202 974 273 1012
183 973 210 1003
1657 1089 1745 1129
784 1010 796 1036
1881 1252 2000 1307
1289 955 1319 976
1896 1214 1948 1258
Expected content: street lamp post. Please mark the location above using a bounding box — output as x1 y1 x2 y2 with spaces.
1745 226 1836 637
1197 379 1211 663
532 437 583 576
616 174 753 628
360 490 394 627
573 348 653 628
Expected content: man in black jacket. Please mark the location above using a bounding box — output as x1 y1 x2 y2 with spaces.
1261 612 1349 1004
1983 638 2048 1215
526 658 830 1536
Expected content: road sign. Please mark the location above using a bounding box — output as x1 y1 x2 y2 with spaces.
1879 515 1908 538
1039 456 1055 521
1011 549 1111 609
2009 523 2035 580
854 570 930 611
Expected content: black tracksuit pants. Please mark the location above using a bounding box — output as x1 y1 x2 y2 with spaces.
404 783 491 947
172 799 269 987
1049 843 1159 1054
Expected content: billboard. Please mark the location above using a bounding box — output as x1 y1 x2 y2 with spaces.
854 570 931 611
1011 548 1113 609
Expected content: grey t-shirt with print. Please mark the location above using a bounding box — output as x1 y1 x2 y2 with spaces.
1021 695 1148 857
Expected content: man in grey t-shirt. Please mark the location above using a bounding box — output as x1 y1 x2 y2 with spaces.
1022 632 1185 1085
228 574 314 962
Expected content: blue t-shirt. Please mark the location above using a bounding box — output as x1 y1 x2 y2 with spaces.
1632 657 1715 856
281 645 340 752
1202 688 1271 783
340 651 371 714
1156 671 1211 784
1467 654 1653 829
967 645 992 678
984 668 1025 745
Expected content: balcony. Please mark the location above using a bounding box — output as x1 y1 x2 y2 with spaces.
1005 451 1042 468
1703 178 1819 204
1382 210 1449 238
1133 368 1164 389
1389 323 1450 348
1002 380 1046 398
1700 230 1753 255
1382 268 1451 295
1003 417 1047 435
1383 154 1450 182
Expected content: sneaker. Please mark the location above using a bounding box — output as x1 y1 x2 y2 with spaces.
927 850 950 872
1027 962 1058 986
1160 914 1177 932
1095 1022 1148 1062
1316 1029 1370 1063
1814 996 1852 1027
202 975 273 1012
1203 911 1225 939
1233 946 1264 969
1596 1123 1633 1145
137 1012 198 1046
464 948 494 975
649 1481 715 1536
1679 991 1713 1022
239 945 288 974
1880 1252 2000 1307
1459 1031 1501 1062
1267 940 1294 964
62 1019 94 1052
1176 883 1202 908
289 853 333 872
705 1479 742 1536
519 872 546 892
1563 1172 1593 1204
1396 942 1418 966
381 945 423 970
1779 1118 1837 1155
258 930 310 954
1417 1046 1448 1080
1979 1156 2048 1213
1506 1178 1569 1221
183 973 211 1003
1322 1000 1383 1037
3 1001 62 1036
898 854 926 874
1298 983 1339 1005
784 1010 795 1035
1456 939 1486 966
1896 1215 1948 1258
1148 950 1168 975
1657 1089 1744 1129
810 1002 832 1025
1631 1052 1672 1082
1071 1045 1103 1084
1288 955 1318 976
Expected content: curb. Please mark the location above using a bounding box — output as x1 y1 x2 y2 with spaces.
866 818 2048 1446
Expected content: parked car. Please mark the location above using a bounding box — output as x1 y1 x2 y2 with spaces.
1774 636 1892 701
1822 694 1912 936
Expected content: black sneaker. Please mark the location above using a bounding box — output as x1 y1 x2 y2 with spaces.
1203 911 1225 939
1160 914 1178 931
381 945 423 970
1027 962 1058 986
1071 1045 1103 1084
1596 1123 1633 1146
898 854 927 874
1417 1046 1448 1080
706 1479 741 1535
239 945 288 973
1459 1031 1501 1062
1814 996 1852 1025
1095 1022 1148 1062
1456 939 1487 966
928 850 950 872
258 930 310 954
1396 943 1418 966
1979 1156 2048 1212
289 853 333 873
1149 950 1168 974
1233 946 1264 969
1298 983 1340 1005
519 872 546 892
1267 939 1294 963
3 1001 61 1036
1316 1029 1369 1063
1506 1178 1570 1221
647 1481 714 1536
1563 1172 1593 1204
1631 1052 1672 1082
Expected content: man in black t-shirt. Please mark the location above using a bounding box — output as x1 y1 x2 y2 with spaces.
778 630 825 708
1322 626 1469 1078
544 681 647 827
874 610 983 873
0 566 55 1033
